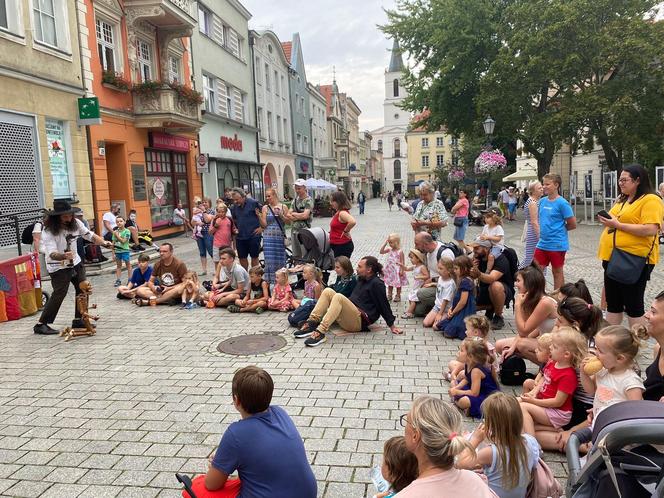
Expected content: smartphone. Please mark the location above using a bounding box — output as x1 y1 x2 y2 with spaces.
597 210 610 219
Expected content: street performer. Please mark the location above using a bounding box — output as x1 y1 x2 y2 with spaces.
33 200 112 335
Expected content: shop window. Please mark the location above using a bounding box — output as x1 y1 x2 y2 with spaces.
145 149 188 227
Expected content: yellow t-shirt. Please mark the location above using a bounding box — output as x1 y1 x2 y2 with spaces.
598 193 663 264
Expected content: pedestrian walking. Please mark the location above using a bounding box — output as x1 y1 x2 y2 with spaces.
519 181 543 269
387 191 394 211
358 191 366 215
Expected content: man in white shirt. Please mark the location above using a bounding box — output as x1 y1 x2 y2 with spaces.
34 200 112 335
413 232 457 315
102 203 121 241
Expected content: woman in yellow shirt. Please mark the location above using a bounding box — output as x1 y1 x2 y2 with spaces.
597 164 663 326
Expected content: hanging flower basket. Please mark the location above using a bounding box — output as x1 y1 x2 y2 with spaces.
474 149 507 174
448 168 466 182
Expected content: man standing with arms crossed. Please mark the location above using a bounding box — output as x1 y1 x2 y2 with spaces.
289 179 313 260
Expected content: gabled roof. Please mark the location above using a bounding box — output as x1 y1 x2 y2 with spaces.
318 84 334 115
388 39 405 73
281 42 292 62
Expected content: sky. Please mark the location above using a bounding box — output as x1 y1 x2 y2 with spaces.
242 0 398 132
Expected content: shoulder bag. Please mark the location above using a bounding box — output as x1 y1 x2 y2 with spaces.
605 203 656 285
267 204 292 247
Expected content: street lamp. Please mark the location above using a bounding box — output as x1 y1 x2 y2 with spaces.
483 116 496 208
483 116 496 138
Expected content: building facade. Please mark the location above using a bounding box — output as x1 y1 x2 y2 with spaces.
252 29 295 198
340 94 361 197
371 40 410 193
308 82 328 181
81 0 204 235
193 0 260 201
282 34 313 181
318 80 344 185
0 0 93 245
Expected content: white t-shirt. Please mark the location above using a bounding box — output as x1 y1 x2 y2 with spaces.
220 262 250 291
102 211 117 236
592 368 644 424
434 277 456 312
40 219 95 273
173 208 186 225
500 190 510 203
481 225 505 250
426 242 456 278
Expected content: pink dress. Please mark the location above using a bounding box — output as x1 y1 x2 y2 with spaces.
268 283 294 311
383 249 408 288
304 280 320 299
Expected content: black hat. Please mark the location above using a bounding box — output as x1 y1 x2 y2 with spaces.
46 199 78 216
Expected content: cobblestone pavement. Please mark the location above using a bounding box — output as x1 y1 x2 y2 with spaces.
0 198 662 498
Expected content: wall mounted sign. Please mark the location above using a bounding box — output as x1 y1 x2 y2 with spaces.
153 177 165 199
45 119 70 199
221 134 243 152
131 164 147 201
150 132 190 152
197 153 209 173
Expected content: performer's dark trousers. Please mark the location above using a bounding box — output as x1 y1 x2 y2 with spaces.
39 263 86 324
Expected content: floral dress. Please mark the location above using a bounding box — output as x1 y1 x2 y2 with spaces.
413 199 449 241
268 283 294 311
383 249 408 288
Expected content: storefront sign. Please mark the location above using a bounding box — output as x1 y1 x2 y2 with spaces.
131 164 147 201
45 119 70 199
153 177 165 199
77 97 101 125
150 132 190 152
221 134 243 152
197 153 209 173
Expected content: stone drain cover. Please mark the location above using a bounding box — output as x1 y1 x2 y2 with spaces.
217 334 287 356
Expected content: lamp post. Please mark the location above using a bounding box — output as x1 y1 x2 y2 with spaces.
483 115 496 208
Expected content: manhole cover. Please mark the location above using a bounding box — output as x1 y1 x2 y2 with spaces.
217 334 287 355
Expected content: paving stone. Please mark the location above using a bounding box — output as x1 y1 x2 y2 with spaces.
11 464 55 481
113 470 158 486
4 479 53 497
324 481 367 498
44 466 89 484
40 483 89 498
77 469 122 485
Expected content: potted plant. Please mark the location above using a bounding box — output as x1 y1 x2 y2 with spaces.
474 149 507 174
168 82 204 106
102 70 131 91
132 80 162 100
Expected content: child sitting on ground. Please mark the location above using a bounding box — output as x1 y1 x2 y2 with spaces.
228 266 270 314
423 258 456 328
479 210 504 273
293 264 324 308
522 333 553 394
194 366 317 498
436 256 476 339
401 249 430 319
180 271 200 310
117 254 152 299
268 268 296 311
371 436 418 498
449 338 500 419
445 315 494 382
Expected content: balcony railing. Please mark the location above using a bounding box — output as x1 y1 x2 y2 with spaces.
133 87 202 130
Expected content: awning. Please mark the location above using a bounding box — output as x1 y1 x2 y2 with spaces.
502 167 538 182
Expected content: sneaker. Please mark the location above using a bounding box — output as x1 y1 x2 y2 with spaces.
304 331 327 347
33 323 59 335
227 305 241 313
294 328 314 339
491 315 505 330
114 279 122 287
184 302 195 310
255 307 264 314
485 309 495 320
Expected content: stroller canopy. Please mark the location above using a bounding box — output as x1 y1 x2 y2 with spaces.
297 227 335 271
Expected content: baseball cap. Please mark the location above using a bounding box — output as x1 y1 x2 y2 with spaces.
294 179 307 187
474 238 492 248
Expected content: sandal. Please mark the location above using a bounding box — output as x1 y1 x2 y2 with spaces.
133 298 148 307
227 305 241 313
255 307 264 314
401 312 414 319
393 296 401 302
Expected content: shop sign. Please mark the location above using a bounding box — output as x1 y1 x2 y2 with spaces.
153 177 165 199
221 134 243 152
131 164 147 201
150 132 190 152
45 119 70 198
77 97 102 125
197 153 209 173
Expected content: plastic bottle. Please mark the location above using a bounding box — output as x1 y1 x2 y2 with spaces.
370 465 390 493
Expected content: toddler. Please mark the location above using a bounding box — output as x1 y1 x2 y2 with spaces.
380 233 408 302
436 256 476 339
449 338 500 418
445 315 493 382
180 271 200 309
401 249 430 319
423 258 456 328
479 210 504 273
522 333 553 394
229 266 270 314
112 216 132 287
268 268 296 311
371 436 418 498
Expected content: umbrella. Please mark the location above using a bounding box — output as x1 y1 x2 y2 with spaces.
502 166 538 182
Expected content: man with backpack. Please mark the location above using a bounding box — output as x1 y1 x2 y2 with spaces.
413 232 462 316
471 239 515 330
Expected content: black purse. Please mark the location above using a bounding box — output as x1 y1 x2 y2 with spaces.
605 203 656 285
453 216 465 227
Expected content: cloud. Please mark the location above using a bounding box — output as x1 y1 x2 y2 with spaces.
242 0 398 130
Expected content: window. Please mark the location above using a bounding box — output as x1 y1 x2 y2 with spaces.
257 107 263 138
45 119 72 199
394 159 401 179
422 137 429 148
33 0 58 46
145 150 188 228
281 75 285 99
296 133 302 153
0 1 7 29
255 56 261 83
203 74 215 112
393 138 401 157
377 139 383 152
295 93 299 112
303 136 308 154
197 5 211 36
222 24 229 46
267 111 273 141
137 39 152 81
283 118 288 147
421 155 429 168
274 70 279 95
237 35 243 59
265 64 270 90
168 55 180 83
95 18 115 71
241 92 248 124
436 136 443 147
393 78 399 97
436 154 444 167
301 97 305 115
225 83 233 118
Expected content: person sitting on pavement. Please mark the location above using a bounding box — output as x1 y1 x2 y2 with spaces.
204 247 250 308
471 239 515 330
195 366 317 498
413 232 457 316
294 256 401 347
117 254 152 299
134 243 188 305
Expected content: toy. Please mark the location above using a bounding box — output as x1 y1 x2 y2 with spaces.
60 280 97 342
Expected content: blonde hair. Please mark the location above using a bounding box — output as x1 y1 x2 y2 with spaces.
408 396 474 469
537 333 554 350
303 264 323 284
275 268 289 284
437 257 456 283
527 181 542 195
463 315 490 338
216 202 228 213
388 233 401 249
597 325 649 362
553 327 588 367
183 271 199 284
481 393 529 490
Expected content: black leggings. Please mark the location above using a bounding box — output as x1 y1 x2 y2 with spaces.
602 261 654 317
331 241 354 259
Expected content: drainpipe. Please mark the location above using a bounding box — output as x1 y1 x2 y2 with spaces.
248 33 262 199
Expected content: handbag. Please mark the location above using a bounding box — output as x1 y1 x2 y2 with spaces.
267 204 292 247
526 458 563 498
605 204 656 285
453 216 465 227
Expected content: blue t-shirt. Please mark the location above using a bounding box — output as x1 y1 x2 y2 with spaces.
129 266 152 286
536 196 574 251
230 198 261 240
212 405 317 498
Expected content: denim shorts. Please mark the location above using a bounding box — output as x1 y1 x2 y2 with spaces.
196 235 213 258
453 218 468 241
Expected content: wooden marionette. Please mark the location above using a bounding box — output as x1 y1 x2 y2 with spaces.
60 280 97 341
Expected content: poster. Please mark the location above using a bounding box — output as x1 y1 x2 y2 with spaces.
45 119 70 199
584 173 592 200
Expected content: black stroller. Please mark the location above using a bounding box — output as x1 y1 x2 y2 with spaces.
566 400 664 498
292 226 335 287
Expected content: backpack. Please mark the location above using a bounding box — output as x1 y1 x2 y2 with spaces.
499 355 534 386
502 246 520 280
436 242 464 260
526 458 563 498
287 300 317 327
21 222 37 245
84 244 104 264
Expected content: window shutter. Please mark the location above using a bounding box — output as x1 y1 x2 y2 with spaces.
212 16 224 45
228 28 239 57
216 79 227 116
233 88 242 122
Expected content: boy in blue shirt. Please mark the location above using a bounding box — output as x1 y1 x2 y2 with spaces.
116 254 152 299
195 366 317 498
534 173 576 289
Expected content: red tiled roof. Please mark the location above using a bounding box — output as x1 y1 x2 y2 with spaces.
318 84 333 115
281 42 292 62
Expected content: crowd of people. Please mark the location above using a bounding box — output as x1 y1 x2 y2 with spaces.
31 164 664 497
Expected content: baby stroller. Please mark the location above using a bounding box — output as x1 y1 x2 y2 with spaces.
566 400 664 498
293 226 335 287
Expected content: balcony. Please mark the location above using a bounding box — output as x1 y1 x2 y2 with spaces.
133 86 203 131
124 0 196 31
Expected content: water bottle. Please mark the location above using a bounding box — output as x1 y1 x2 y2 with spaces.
370 465 390 493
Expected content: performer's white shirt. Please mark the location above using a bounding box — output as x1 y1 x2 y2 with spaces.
40 219 95 273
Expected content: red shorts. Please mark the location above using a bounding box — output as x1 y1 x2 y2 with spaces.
533 248 566 269
183 476 241 498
